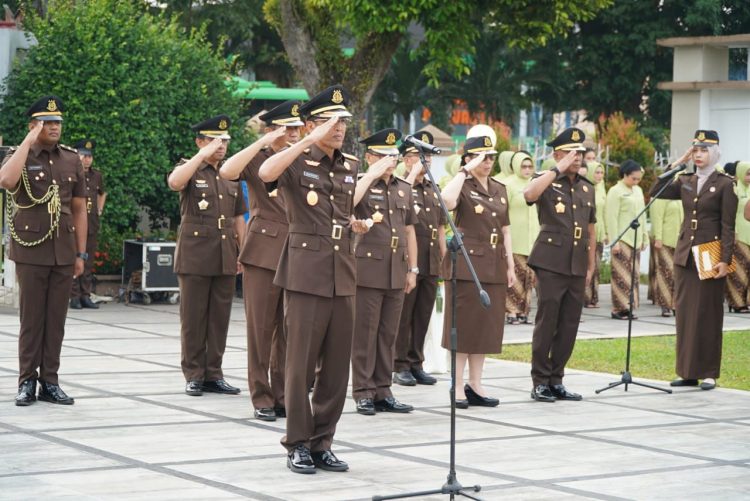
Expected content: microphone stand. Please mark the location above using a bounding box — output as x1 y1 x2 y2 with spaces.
373 149 487 501
595 172 677 395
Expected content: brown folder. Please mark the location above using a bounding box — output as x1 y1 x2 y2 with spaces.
691 241 736 280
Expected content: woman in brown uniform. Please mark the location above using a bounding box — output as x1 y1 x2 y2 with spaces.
651 130 737 391
441 136 516 408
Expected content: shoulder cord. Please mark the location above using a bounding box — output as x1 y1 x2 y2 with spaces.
6 166 61 247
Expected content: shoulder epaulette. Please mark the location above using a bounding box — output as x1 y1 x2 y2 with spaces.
531 172 545 179
302 148 311 155
60 144 77 153
176 157 190 167
342 152 359 162
578 175 593 185
489 177 506 186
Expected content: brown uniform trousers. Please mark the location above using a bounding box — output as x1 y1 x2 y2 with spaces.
238 147 287 410
394 179 445 372
2 144 85 385
351 176 417 401
173 160 245 382
71 168 104 299
651 170 737 379
527 173 596 386
441 177 510 354
272 145 358 453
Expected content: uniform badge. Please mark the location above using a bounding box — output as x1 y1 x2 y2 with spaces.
371 188 383 194
372 210 384 223
572 130 581 141
398 190 404 197
552 183 562 188
198 199 209 210
474 204 484 214
555 202 566 213
332 89 344 104
709 186 716 192
268 188 279 198
344 175 354 184
582 185 589 192
305 160 320 167
307 191 319 206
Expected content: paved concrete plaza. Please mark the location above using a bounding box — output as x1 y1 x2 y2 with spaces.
0 294 749 500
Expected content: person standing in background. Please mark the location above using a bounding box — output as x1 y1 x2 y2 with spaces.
650 195 684 317
584 161 606 308
726 161 750 313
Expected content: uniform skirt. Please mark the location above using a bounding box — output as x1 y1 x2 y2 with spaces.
653 245 676 309
442 280 505 354
611 243 640 312
506 254 534 317
726 241 750 308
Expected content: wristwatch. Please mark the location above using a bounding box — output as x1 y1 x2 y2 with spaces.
551 166 561 175
460 167 470 177
408 267 419 274
76 252 89 261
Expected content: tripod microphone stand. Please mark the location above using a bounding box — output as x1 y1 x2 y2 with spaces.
595 173 676 395
373 150 487 501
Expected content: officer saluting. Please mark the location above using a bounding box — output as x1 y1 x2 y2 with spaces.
167 115 246 397
220 100 304 421
350 128 419 415
259 85 368 474
523 127 596 402
70 139 106 310
1 96 87 406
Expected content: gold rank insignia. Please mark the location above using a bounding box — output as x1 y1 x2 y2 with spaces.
582 185 589 192
710 186 716 192
47 99 58 111
555 202 566 213
484 137 492 147
372 210 384 223
421 133 430 142
307 191 319 206
398 190 404 197
500 197 506 204
386 132 396 145
474 204 484 214
291 104 300 117
269 188 279 198
572 130 581 141
85 141 93 150
219 119 228 130
332 89 344 104
697 131 706 141
198 199 209 210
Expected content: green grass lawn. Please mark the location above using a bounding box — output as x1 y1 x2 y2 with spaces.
492 330 750 391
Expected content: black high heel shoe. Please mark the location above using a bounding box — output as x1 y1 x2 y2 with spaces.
729 306 750 313
464 384 499 407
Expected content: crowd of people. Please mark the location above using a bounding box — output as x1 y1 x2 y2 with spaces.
2 89 749 475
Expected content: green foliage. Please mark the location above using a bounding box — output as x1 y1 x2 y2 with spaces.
0 0 245 242
599 112 656 186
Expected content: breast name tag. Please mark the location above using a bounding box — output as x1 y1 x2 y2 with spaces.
474 204 484 214
307 191 319 206
198 199 209 210
555 202 566 213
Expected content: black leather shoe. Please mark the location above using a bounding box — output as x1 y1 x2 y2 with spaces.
356 398 375 415
700 380 716 390
274 407 286 418
670 378 699 387
374 396 413 413
287 445 316 474
455 398 469 409
531 384 556 402
185 380 203 396
411 368 437 385
392 370 417 386
254 408 276 421
80 297 99 309
611 310 637 320
15 379 36 406
550 384 582 401
202 379 241 394
465 384 499 407
311 450 349 472
69 298 82 310
38 381 74 405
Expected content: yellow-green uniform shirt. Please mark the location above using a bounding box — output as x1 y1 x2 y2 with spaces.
504 175 539 256
650 198 684 249
605 180 649 249
593 181 606 243
735 162 750 246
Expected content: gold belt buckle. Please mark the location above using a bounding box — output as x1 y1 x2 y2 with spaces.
431 228 438 240
490 233 499 245
86 200 92 213
390 236 399 249
691 219 698 230
218 215 226 229
574 226 582 239
331 224 343 240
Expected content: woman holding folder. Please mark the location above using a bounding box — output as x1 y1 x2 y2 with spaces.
650 130 737 390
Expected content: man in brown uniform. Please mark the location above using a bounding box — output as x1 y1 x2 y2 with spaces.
167 115 246 397
70 139 106 310
259 85 369 474
393 130 446 386
0 96 87 406
350 129 418 415
523 127 596 402
220 100 303 421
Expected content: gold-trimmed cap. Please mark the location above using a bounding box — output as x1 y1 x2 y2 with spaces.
360 128 401 156
299 84 352 118
74 138 95 154
692 129 719 147
259 100 304 127
191 114 231 139
547 127 586 151
463 136 497 155
26 95 64 121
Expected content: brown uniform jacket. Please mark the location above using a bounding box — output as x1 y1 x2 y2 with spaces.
238 147 288 270
272 145 359 297
354 175 418 289
650 170 737 266
3 143 85 266
172 160 246 276
446 177 510 284
527 173 596 277
85 168 105 236
411 178 446 277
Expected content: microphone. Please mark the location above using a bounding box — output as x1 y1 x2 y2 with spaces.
657 163 687 180
403 135 442 155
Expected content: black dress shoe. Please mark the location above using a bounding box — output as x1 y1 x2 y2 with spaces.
392 370 417 386
274 407 286 418
455 398 469 409
374 396 413 413
69 298 82 310
670 378 699 387
185 380 203 396
611 310 637 320
531 384 556 402
254 408 276 421
287 445 316 474
700 380 716 390
550 384 582 401
202 379 241 394
80 297 99 309
411 368 437 385
464 384 499 407
356 398 376 415
311 450 349 472
15 379 36 406
38 381 74 405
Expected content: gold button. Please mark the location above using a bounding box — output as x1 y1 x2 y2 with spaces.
216 175 219 180
302 242 307 247
489 197 494 202
261 229 266 233
428 224 433 228
329 172 334 177
557 197 562 201
348 190 352 195
330 195 334 200
24 225 28 230
334 245 340 251
49 160 53 164
34 176 39 181
392 249 396 253
694 197 698 202
587 202 591 206
492 212 497 217
332 219 337 224
693 210 696 215
426 208 430 212
72 226 75 231
574 241 578 246
52 180 57 184
202 193 206 198
571 188 575 192
193 231 199 236
68 177 72 181
219 194 223 199
388 209 393 214
430 242 434 247
375 205 380 210
547 238 552 242
309 184 314 188
392 229 396 233
469 249 474 254
572 204 577 209
367 252 372 257
492 245 497 249
574 222 578 226
715 236 718 240
690 236 694 241
222 235 226 240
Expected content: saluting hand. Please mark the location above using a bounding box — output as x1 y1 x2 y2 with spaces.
556 150 578 174
367 155 397 179
24 120 44 145
306 116 339 143
672 146 694 169
263 126 287 146
200 138 224 160
463 153 486 174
